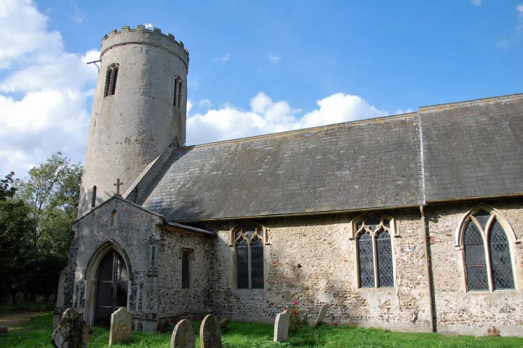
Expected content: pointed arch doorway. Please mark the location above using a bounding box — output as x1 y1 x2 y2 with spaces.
94 250 129 328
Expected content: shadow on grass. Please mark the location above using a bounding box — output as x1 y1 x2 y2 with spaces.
2 313 523 348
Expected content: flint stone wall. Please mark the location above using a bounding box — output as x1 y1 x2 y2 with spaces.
200 209 433 333
157 226 213 324
426 199 523 337
69 197 164 331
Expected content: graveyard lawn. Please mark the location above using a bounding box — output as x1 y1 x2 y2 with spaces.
2 313 523 348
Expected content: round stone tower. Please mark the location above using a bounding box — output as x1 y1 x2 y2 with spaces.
78 25 189 217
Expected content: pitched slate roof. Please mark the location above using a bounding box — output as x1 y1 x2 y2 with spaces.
138 93 523 222
140 114 424 221
421 94 523 203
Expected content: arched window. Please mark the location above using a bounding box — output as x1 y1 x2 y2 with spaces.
104 63 119 97
233 223 265 289
461 207 515 291
173 76 182 108
354 213 395 288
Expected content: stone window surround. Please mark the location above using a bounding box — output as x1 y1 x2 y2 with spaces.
455 203 520 293
173 75 182 108
104 63 119 97
350 212 398 289
230 221 268 292
179 247 194 289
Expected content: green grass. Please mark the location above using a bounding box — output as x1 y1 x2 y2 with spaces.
1 312 523 347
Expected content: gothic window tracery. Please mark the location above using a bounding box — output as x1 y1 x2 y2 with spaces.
354 213 395 288
233 223 265 289
104 64 119 97
461 207 515 291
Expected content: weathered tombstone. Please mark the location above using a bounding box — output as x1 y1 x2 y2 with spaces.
273 310 290 343
51 308 92 348
487 326 500 337
171 319 195 348
0 326 8 337
218 317 231 329
313 304 329 327
200 314 222 348
109 307 132 346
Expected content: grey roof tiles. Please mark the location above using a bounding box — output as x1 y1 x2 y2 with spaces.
139 93 523 221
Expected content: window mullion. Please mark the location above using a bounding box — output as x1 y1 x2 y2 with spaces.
373 233 378 288
248 239 252 289
484 232 494 291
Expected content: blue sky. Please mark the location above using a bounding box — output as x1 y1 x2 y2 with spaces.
0 0 522 178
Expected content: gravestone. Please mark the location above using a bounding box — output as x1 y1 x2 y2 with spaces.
219 317 231 329
51 308 92 348
313 304 329 327
273 310 290 343
0 326 7 337
171 319 195 348
200 314 222 348
109 307 132 346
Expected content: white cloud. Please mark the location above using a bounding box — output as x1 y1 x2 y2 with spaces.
145 23 153 29
268 53 282 63
0 0 98 179
213 53 231 63
470 0 482 6
186 92 388 145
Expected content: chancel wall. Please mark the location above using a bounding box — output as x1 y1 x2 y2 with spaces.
425 199 523 337
201 209 433 333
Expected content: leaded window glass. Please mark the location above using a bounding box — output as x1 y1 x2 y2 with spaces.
489 220 514 290
464 222 488 291
358 233 375 287
355 213 395 288
462 208 515 292
251 238 264 289
377 231 394 287
234 223 265 289
236 239 249 289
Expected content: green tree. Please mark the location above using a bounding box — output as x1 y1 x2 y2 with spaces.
17 152 82 257
0 172 33 301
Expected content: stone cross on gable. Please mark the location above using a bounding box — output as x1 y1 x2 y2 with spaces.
114 179 123 195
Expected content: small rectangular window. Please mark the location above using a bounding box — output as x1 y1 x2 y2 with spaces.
182 249 193 289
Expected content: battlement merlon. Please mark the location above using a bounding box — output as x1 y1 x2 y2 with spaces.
101 25 189 68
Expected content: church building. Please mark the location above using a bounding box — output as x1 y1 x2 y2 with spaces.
55 26 523 337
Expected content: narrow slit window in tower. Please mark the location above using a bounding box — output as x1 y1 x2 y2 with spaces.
91 185 97 208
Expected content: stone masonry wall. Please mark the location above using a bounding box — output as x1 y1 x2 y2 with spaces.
199 208 433 333
426 198 523 337
70 197 164 331
156 227 213 325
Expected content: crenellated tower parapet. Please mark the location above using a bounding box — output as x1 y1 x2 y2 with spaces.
101 25 189 69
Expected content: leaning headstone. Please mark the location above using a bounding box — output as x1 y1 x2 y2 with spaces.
51 308 92 348
313 304 329 327
0 326 8 337
109 307 132 346
273 310 290 343
219 317 231 329
200 314 221 348
171 319 195 348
